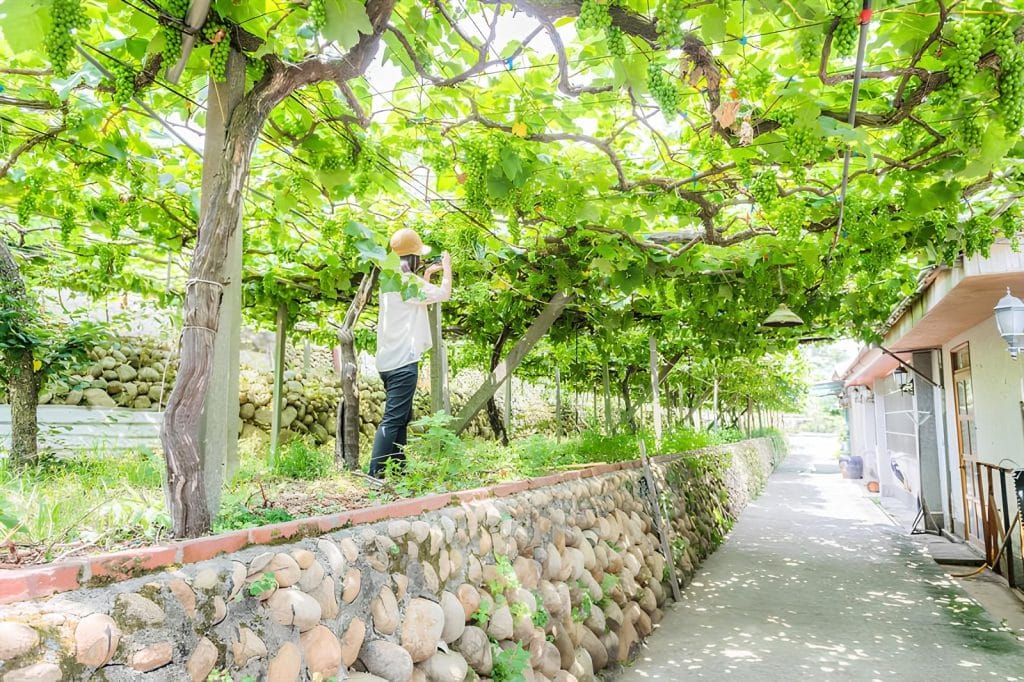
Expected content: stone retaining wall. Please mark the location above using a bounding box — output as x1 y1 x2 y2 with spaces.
0 438 785 681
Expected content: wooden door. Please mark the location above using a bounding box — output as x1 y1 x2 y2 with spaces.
951 345 983 545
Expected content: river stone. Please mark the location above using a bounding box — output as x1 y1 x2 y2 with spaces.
268 589 322 632
268 641 301 682
410 521 430 544
341 617 367 667
486 605 513 641
570 648 594 682
346 675 390 682
437 549 451 582
318 539 346 574
456 584 480 620
388 520 411 538
372 586 400 635
267 552 302 587
428 527 444 555
401 598 444 663
292 548 315 569
342 568 362 603
393 573 409 601
340 537 359 562
1 662 62 682
83 388 116 407
418 651 469 682
75 613 122 668
453 626 491 676
297 559 326 592
584 604 606 635
301 625 343 679
467 555 482 584
579 626 607 671
616 618 638 663
439 591 465 644
129 641 173 672
186 637 218 681
114 592 166 629
514 557 541 590
552 624 574 669
421 561 440 594
0 622 39 660
229 561 247 601
309 575 339 619
232 626 268 667
360 640 414 682
168 578 197 618
116 364 137 382
538 641 561 679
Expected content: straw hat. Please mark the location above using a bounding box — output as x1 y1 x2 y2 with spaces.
389 228 431 256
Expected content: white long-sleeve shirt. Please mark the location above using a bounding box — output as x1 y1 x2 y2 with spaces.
375 277 450 373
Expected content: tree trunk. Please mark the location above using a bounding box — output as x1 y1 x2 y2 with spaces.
160 2 395 537
0 240 38 464
197 49 246 514
335 268 378 470
486 324 513 444
620 367 637 433
453 291 573 435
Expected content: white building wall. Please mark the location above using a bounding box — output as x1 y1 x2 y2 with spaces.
941 316 1024 540
942 318 1024 470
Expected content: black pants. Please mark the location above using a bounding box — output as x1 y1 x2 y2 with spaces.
369 362 418 477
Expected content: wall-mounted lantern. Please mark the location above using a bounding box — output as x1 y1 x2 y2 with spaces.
893 364 910 389
994 288 1024 360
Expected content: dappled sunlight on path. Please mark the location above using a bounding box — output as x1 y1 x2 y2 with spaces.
619 434 1024 681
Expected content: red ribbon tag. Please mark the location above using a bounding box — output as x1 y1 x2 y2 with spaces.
859 8 873 24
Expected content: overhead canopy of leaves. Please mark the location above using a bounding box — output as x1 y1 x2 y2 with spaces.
1 0 1022 399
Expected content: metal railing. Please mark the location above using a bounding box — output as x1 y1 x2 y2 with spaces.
974 462 1023 590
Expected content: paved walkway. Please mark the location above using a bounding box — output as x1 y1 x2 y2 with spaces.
620 434 1024 681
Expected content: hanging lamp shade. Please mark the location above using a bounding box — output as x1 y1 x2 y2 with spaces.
762 303 805 328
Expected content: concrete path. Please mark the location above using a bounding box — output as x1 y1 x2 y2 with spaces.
619 434 1024 681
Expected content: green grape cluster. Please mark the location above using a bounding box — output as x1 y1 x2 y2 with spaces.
17 184 39 224
160 0 189 65
784 124 822 165
655 0 687 47
647 62 680 118
770 201 807 239
538 186 583 227
309 0 327 30
797 30 821 64
831 0 858 57
109 61 137 106
947 20 982 89
735 70 772 100
577 0 612 32
247 56 266 83
203 22 230 82
955 118 982 151
461 137 502 212
59 206 76 243
749 172 778 206
46 0 88 77
697 134 725 164
995 34 1024 132
606 25 626 58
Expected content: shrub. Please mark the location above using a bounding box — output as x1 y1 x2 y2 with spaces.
271 438 333 480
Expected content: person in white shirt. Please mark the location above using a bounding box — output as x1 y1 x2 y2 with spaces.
368 228 453 478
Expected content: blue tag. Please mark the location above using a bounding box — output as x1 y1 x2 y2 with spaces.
505 57 514 70
739 36 748 46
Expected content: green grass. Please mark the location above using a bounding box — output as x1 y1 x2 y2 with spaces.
0 423 781 561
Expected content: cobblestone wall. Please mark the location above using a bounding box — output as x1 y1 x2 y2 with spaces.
0 438 785 681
